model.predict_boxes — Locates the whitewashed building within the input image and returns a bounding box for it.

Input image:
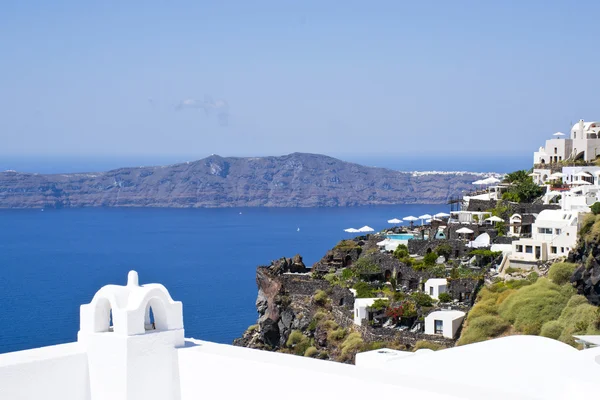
[424,310,465,339]
[2,272,600,400]
[510,209,578,265]
[353,298,379,325]
[424,278,448,300]
[534,120,600,165]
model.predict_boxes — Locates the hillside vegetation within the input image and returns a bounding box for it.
[458,263,600,347]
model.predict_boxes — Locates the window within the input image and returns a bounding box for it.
[555,228,561,235]
[355,310,358,318]
[434,320,443,335]
[516,245,523,252]
[538,227,552,234]
[561,247,565,253]
[526,246,533,254]
[554,147,557,154]
[551,246,557,254]
[429,287,434,296]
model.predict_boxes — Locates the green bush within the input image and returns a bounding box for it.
[341,268,355,280]
[340,332,364,361]
[286,330,306,347]
[327,328,347,342]
[556,295,600,346]
[353,281,375,298]
[335,240,360,250]
[435,244,453,261]
[540,320,564,340]
[591,202,600,215]
[411,292,434,307]
[304,346,318,358]
[313,290,329,306]
[423,252,438,266]
[457,315,511,345]
[498,278,573,335]
[548,262,578,285]
[319,319,339,331]
[413,340,445,351]
[393,244,408,258]
[371,299,390,311]
[438,292,453,303]
[352,257,381,276]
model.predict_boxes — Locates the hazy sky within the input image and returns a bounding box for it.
[2,1,600,160]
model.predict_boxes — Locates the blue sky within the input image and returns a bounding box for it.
[1,1,599,163]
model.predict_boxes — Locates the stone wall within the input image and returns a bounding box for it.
[408,239,470,259]
[448,278,483,306]
[331,308,456,348]
[466,199,497,212]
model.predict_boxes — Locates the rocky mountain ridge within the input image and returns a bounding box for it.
[0,153,493,208]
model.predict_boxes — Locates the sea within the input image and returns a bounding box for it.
[0,205,450,354]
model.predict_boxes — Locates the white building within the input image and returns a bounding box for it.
[353,298,379,325]
[534,120,600,165]
[510,209,579,265]
[424,310,465,339]
[3,272,600,400]
[424,278,447,300]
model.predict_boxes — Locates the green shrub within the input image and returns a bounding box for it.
[457,315,510,345]
[340,332,364,361]
[352,257,381,276]
[423,252,438,266]
[393,244,409,259]
[438,292,453,303]
[335,240,360,250]
[304,346,318,358]
[327,328,347,342]
[498,278,573,335]
[286,330,306,347]
[341,268,355,280]
[371,299,390,311]
[319,319,339,331]
[548,262,578,285]
[556,295,600,346]
[435,244,453,261]
[413,340,445,351]
[247,324,258,333]
[313,290,329,306]
[540,320,564,340]
[591,202,600,215]
[411,292,434,307]
[353,281,375,298]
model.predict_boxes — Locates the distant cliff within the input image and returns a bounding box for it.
[0,153,492,208]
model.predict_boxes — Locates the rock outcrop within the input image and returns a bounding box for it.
[0,153,494,208]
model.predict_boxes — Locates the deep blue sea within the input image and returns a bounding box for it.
[0,205,447,354]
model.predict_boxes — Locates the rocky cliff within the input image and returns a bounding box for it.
[0,153,491,208]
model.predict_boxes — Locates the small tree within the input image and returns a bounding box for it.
[435,244,453,261]
[423,252,438,266]
[438,292,453,303]
[591,202,600,215]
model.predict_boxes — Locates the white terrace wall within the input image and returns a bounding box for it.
[0,343,90,400]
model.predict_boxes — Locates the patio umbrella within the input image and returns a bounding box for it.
[434,212,450,218]
[387,218,402,224]
[418,214,432,225]
[550,172,565,179]
[553,132,566,137]
[357,226,375,233]
[456,227,474,239]
[483,176,501,185]
[528,172,539,177]
[403,216,418,229]
[456,227,474,234]
[344,228,359,233]
[574,171,592,177]
[485,216,504,223]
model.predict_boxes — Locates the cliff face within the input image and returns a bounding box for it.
[0,153,488,208]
